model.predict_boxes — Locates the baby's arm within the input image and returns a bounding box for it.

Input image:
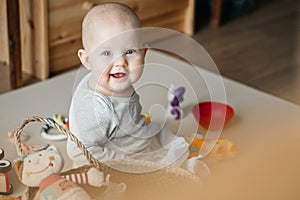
[85,133,126,162]
[68,100,124,165]
[77,114,125,159]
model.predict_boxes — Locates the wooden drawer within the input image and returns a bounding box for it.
[49,0,193,74]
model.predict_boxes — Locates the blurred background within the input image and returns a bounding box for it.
[0,0,299,104]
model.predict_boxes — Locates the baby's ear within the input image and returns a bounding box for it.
[143,43,149,55]
[78,49,91,70]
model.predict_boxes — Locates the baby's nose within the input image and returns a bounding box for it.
[113,55,127,67]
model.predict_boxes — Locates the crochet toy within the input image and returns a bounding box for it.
[14,145,107,200]
[188,135,236,160]
[0,148,13,195]
[167,85,185,120]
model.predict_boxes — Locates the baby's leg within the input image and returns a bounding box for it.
[181,157,210,179]
[158,128,189,166]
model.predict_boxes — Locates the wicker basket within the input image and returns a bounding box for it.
[14,116,200,200]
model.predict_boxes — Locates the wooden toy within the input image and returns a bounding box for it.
[0,148,13,195]
[0,195,21,200]
[40,115,69,141]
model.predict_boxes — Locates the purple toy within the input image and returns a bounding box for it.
[167,85,185,120]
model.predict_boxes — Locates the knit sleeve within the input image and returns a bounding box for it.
[67,91,123,165]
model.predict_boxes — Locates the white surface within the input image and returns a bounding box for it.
[0,50,300,198]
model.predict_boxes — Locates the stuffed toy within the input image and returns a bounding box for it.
[14,145,107,200]
[188,136,236,160]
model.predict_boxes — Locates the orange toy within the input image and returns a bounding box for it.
[188,136,236,160]
[141,112,151,123]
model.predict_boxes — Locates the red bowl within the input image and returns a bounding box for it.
[192,102,234,130]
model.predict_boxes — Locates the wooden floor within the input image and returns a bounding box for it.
[1,0,299,105]
[192,0,300,105]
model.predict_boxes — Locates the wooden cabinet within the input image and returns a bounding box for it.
[0,0,194,80]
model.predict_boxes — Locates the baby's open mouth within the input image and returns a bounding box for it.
[110,73,126,78]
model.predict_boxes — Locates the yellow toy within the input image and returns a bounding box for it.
[141,112,151,123]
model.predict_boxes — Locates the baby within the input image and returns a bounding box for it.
[67,2,189,169]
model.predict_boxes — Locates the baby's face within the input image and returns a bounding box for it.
[84,21,145,97]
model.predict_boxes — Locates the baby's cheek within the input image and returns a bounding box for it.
[130,53,144,61]
[130,67,144,83]
[134,54,142,60]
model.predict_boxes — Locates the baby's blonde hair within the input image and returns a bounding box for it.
[82,2,141,50]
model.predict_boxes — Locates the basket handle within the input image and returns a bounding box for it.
[14,116,106,169]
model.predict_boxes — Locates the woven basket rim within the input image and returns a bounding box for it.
[14,116,200,181]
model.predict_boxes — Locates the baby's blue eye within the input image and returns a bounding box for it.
[125,49,135,55]
[102,51,112,56]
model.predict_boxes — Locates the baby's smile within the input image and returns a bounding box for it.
[110,72,126,79]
